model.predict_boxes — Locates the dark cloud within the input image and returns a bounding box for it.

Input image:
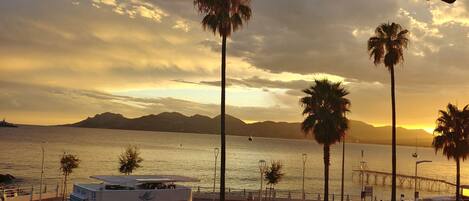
[2,0,469,128]
[187,77,311,90]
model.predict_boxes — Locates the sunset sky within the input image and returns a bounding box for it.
[1,0,469,132]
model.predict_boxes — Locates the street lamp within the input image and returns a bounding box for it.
[302,154,307,201]
[414,160,432,201]
[259,160,267,201]
[212,148,219,201]
[39,141,46,201]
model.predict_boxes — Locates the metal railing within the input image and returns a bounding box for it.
[1,182,62,201]
[192,186,360,201]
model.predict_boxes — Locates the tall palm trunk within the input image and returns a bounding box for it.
[220,34,227,201]
[324,145,330,201]
[390,65,397,201]
[456,158,460,201]
[62,174,67,201]
[341,137,345,201]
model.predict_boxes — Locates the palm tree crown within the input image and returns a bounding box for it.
[300,79,350,201]
[300,79,350,145]
[433,103,469,201]
[433,104,469,160]
[368,22,409,69]
[194,0,252,37]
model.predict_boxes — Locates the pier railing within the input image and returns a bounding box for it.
[1,182,61,201]
[192,186,361,201]
[2,183,361,201]
[352,169,455,192]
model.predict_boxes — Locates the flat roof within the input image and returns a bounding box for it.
[90,175,199,186]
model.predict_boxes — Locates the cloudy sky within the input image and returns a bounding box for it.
[1,0,469,132]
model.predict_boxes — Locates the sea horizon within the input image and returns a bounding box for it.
[0,125,461,200]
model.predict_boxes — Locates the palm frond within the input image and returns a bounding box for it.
[433,103,469,161]
[368,22,409,69]
[300,79,350,145]
[194,0,251,37]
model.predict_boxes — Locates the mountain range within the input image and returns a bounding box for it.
[65,112,434,147]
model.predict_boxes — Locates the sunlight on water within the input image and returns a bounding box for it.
[0,126,464,199]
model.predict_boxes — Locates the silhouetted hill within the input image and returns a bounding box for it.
[66,112,433,146]
[0,119,17,128]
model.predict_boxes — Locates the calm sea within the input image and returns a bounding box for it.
[0,125,464,199]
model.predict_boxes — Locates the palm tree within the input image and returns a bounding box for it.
[264,161,284,200]
[433,103,469,201]
[60,153,80,201]
[118,145,144,175]
[367,22,408,201]
[300,79,350,201]
[193,1,252,200]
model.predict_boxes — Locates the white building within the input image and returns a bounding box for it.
[70,175,198,201]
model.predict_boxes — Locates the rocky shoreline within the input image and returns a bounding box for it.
[0,119,17,128]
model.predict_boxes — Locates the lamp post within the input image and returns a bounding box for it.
[302,154,307,201]
[212,148,219,201]
[39,141,46,201]
[360,150,367,201]
[414,160,432,201]
[259,160,267,201]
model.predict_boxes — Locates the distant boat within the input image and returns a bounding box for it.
[248,136,253,141]
[0,119,17,128]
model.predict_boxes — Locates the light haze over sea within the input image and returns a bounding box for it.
[0,126,463,200]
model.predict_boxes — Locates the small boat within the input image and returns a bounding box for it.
[248,136,253,141]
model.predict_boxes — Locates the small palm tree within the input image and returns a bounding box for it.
[300,79,350,201]
[264,161,284,200]
[193,1,252,200]
[119,145,144,175]
[433,103,469,201]
[60,153,80,201]
[367,22,408,201]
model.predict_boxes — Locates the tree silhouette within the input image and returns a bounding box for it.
[264,161,284,199]
[60,153,80,201]
[193,1,252,200]
[433,103,469,201]
[368,22,408,201]
[119,145,144,175]
[300,79,350,201]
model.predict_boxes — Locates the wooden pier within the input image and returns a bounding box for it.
[352,169,455,192]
